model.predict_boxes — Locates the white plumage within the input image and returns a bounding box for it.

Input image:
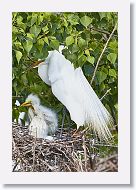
[22,94,58,140]
[35,50,113,142]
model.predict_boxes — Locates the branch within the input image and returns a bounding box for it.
[91,23,118,85]
[93,144,118,148]
[12,96,23,99]
[90,27,118,37]
[100,88,111,101]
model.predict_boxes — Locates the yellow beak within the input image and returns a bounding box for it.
[31,60,45,68]
[20,101,32,107]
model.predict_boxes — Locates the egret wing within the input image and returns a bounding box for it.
[47,51,85,126]
[40,105,58,134]
[75,67,113,141]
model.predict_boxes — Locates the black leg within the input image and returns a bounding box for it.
[66,114,71,139]
[60,106,66,138]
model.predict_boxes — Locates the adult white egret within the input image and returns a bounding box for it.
[32,50,113,142]
[21,94,58,140]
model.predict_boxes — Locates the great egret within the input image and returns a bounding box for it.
[32,50,113,142]
[21,94,58,140]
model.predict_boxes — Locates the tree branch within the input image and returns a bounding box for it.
[90,27,118,37]
[100,88,111,101]
[91,23,118,85]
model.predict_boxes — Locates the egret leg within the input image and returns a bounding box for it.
[60,106,66,138]
[66,114,71,139]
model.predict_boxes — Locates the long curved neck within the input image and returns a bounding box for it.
[38,63,51,86]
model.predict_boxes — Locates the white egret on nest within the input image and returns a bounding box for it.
[21,94,58,140]
[32,50,113,142]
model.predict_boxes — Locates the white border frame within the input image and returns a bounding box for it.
[0,0,130,184]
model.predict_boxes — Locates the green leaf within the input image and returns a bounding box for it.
[14,41,23,50]
[31,15,37,26]
[21,73,28,85]
[27,33,34,40]
[17,16,23,24]
[99,12,106,20]
[109,78,115,84]
[17,22,26,30]
[99,82,106,92]
[78,55,87,67]
[84,65,94,76]
[101,67,108,74]
[30,83,42,93]
[80,16,92,28]
[42,25,49,32]
[37,39,44,52]
[87,56,95,65]
[66,36,74,46]
[30,25,41,37]
[15,51,22,63]
[23,40,33,53]
[107,53,117,64]
[78,38,86,48]
[44,37,49,45]
[72,44,79,53]
[67,53,77,63]
[50,39,59,50]
[109,69,117,78]
[109,40,118,50]
[67,14,79,25]
[96,71,107,84]
[85,49,90,56]
[38,14,43,24]
[63,18,68,27]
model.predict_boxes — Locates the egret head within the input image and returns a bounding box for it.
[31,51,56,68]
[32,60,45,68]
[20,94,40,108]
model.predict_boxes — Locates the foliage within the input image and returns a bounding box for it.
[12,12,118,130]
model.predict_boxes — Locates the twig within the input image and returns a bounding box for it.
[12,162,18,172]
[12,122,118,172]
[12,96,24,99]
[79,154,84,172]
[91,23,118,85]
[108,160,118,170]
[96,154,118,166]
[42,159,56,171]
[93,143,118,148]
[32,136,37,171]
[82,135,87,171]
[100,88,111,100]
[90,27,118,37]
[27,55,34,62]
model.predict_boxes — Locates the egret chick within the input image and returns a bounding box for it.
[21,94,58,140]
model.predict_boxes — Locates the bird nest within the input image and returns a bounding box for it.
[12,122,118,172]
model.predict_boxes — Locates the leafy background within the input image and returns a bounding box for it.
[12,12,118,136]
